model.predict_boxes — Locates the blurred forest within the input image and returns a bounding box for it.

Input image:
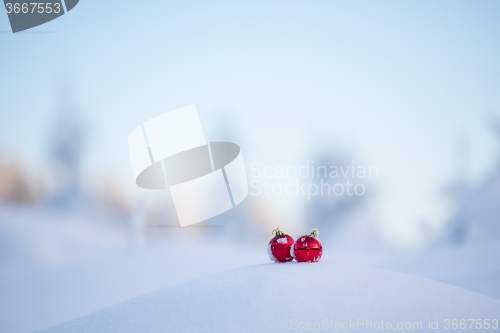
[1,94,500,259]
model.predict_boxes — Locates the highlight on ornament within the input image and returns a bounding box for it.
[267,227,323,263]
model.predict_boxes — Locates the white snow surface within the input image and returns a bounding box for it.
[2,206,500,332]
[276,236,289,244]
[267,241,278,262]
[39,261,500,333]
[0,206,265,333]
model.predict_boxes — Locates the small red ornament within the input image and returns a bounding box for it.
[292,228,323,263]
[268,227,294,263]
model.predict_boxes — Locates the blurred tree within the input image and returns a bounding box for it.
[444,118,500,245]
[45,85,87,210]
[0,152,35,204]
[304,152,368,244]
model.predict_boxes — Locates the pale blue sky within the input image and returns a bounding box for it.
[1,0,500,246]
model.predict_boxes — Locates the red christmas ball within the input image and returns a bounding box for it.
[268,228,294,263]
[292,228,323,263]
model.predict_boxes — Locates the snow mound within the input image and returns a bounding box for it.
[40,261,500,333]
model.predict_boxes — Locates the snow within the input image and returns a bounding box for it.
[0,206,264,333]
[1,206,499,333]
[276,236,288,244]
[267,242,277,262]
[39,261,500,333]
[378,240,500,300]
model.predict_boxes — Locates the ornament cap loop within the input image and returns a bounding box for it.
[272,227,284,236]
[310,228,319,238]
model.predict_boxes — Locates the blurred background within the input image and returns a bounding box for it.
[1,1,500,332]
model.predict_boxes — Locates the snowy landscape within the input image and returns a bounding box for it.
[1,116,500,332]
[0,196,499,332]
[2,1,500,332]
[1,71,500,333]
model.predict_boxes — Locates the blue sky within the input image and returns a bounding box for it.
[1,0,500,247]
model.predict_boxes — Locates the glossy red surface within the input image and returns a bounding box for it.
[293,235,323,262]
[268,235,294,263]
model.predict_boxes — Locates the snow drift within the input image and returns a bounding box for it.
[40,261,500,333]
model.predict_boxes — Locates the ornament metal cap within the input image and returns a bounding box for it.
[296,228,319,239]
[272,227,284,236]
